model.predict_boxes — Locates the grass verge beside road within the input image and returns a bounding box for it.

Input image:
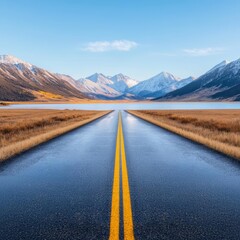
[0,102,9,106]
[0,109,111,162]
[128,110,240,160]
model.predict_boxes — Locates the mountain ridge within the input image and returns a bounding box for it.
[128,72,195,99]
[0,55,87,101]
[1,54,239,101]
[158,58,240,101]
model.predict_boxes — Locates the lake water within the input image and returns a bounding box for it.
[1,102,240,110]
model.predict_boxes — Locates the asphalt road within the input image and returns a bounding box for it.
[0,111,118,240]
[122,111,240,240]
[1,111,240,239]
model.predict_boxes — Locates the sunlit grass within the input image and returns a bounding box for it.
[128,110,240,160]
[0,102,9,106]
[38,91,63,99]
[0,109,110,162]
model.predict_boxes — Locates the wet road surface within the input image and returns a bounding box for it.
[0,111,118,239]
[1,111,240,239]
[122,111,240,240]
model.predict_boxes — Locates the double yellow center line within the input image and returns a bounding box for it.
[109,112,135,240]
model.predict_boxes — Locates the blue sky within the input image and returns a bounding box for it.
[1,0,240,80]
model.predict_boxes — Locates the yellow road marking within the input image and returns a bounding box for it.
[109,112,135,240]
[120,113,135,240]
[109,113,121,240]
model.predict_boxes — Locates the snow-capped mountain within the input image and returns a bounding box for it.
[159,58,240,101]
[55,73,78,87]
[175,76,195,89]
[0,55,33,69]
[128,72,194,98]
[0,56,138,100]
[76,77,120,98]
[110,74,138,92]
[1,54,239,102]
[76,73,138,98]
[0,55,86,101]
[87,73,114,85]
[206,60,229,74]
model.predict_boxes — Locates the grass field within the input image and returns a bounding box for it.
[0,109,110,162]
[0,102,9,106]
[128,110,240,160]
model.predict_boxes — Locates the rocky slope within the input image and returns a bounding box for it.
[158,59,240,101]
[0,55,86,101]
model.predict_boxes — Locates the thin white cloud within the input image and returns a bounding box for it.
[82,40,138,52]
[183,47,224,56]
[151,52,177,57]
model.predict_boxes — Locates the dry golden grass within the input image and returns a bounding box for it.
[0,109,110,162]
[38,91,63,99]
[128,110,240,160]
[0,102,9,106]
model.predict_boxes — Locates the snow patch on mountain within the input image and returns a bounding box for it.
[0,55,33,69]
[110,73,138,92]
[87,73,114,85]
[76,77,120,97]
[128,72,191,97]
[206,60,229,74]
[159,57,240,101]
[77,73,139,96]
[227,58,240,75]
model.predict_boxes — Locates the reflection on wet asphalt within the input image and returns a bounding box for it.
[123,111,240,240]
[0,111,118,240]
[1,110,240,239]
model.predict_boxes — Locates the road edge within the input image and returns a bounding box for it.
[127,110,240,161]
[0,111,112,163]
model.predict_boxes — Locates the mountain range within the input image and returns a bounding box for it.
[0,54,239,101]
[128,72,195,99]
[0,55,86,101]
[158,59,240,101]
[77,73,138,99]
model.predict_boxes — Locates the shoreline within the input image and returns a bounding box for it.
[0,100,239,106]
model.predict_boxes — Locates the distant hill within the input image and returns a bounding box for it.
[77,73,138,99]
[128,72,195,99]
[1,54,239,102]
[158,59,240,101]
[0,55,86,101]
[0,55,141,101]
